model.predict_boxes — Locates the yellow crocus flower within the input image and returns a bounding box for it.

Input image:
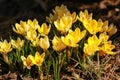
[39,36,50,51]
[26,30,37,42]
[78,10,92,23]
[100,20,109,32]
[84,35,101,56]
[83,19,103,34]
[11,37,24,51]
[99,32,109,43]
[54,15,73,34]
[53,4,68,17]
[30,52,45,67]
[87,35,101,46]
[13,19,40,36]
[26,19,39,31]
[99,41,115,55]
[71,12,77,23]
[107,23,117,37]
[100,20,117,36]
[98,33,115,55]
[13,21,26,36]
[66,11,77,23]
[21,55,34,69]
[0,40,12,54]
[46,4,76,23]
[84,44,97,56]
[31,36,40,47]
[46,13,58,23]
[38,23,51,35]
[46,4,68,23]
[61,28,86,47]
[52,36,66,51]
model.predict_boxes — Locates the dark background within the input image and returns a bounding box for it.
[0,0,120,38]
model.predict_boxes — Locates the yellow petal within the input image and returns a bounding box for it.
[52,36,66,51]
[21,55,34,69]
[39,36,50,51]
[35,52,45,67]
[38,23,51,35]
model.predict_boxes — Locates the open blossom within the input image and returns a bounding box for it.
[78,10,92,23]
[0,40,12,54]
[83,19,103,34]
[84,35,101,56]
[99,20,109,32]
[66,11,77,23]
[11,37,24,51]
[31,36,40,47]
[34,52,45,67]
[13,19,40,36]
[26,19,39,31]
[21,52,45,69]
[99,32,109,43]
[21,55,34,69]
[53,4,68,16]
[30,52,45,67]
[13,21,26,36]
[26,30,37,42]
[98,33,115,55]
[84,33,115,56]
[46,4,69,23]
[46,4,76,23]
[99,41,115,55]
[52,36,66,51]
[54,15,73,34]
[100,20,117,36]
[38,23,51,35]
[61,28,86,47]
[78,10,103,34]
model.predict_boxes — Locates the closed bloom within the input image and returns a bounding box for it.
[0,40,12,54]
[21,55,34,69]
[84,35,101,56]
[61,28,86,47]
[107,23,117,37]
[11,37,24,51]
[54,15,73,34]
[52,36,66,51]
[39,36,50,51]
[38,23,51,35]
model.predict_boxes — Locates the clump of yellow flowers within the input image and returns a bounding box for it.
[0,4,117,79]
